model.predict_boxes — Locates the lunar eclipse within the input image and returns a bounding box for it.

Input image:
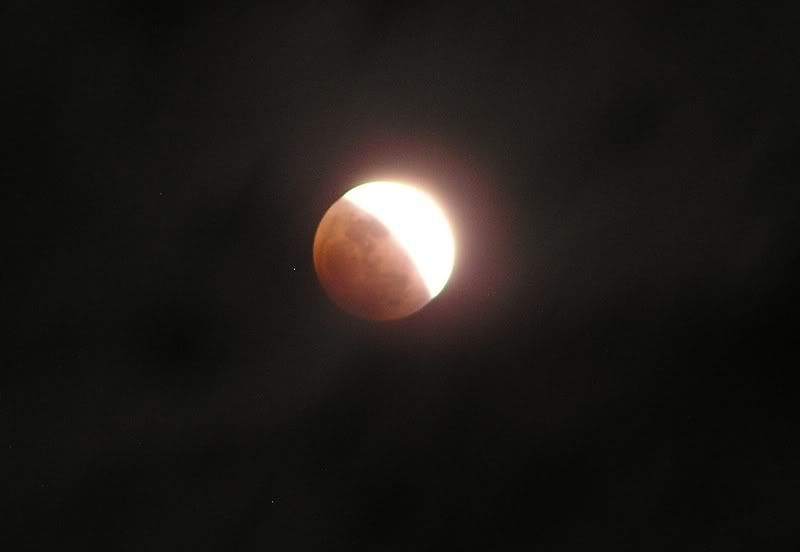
[313,181,455,320]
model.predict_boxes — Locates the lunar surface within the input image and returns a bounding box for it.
[313,182,455,320]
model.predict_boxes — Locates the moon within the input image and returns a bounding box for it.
[313,181,456,320]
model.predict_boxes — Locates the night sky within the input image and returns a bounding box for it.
[6,2,799,550]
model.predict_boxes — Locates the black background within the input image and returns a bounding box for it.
[5,2,799,550]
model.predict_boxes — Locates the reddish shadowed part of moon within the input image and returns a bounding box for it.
[313,181,456,320]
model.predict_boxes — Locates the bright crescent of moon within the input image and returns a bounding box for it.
[343,181,456,300]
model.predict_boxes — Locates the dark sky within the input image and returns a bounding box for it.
[5,2,799,550]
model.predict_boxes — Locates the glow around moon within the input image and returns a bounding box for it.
[313,181,456,320]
